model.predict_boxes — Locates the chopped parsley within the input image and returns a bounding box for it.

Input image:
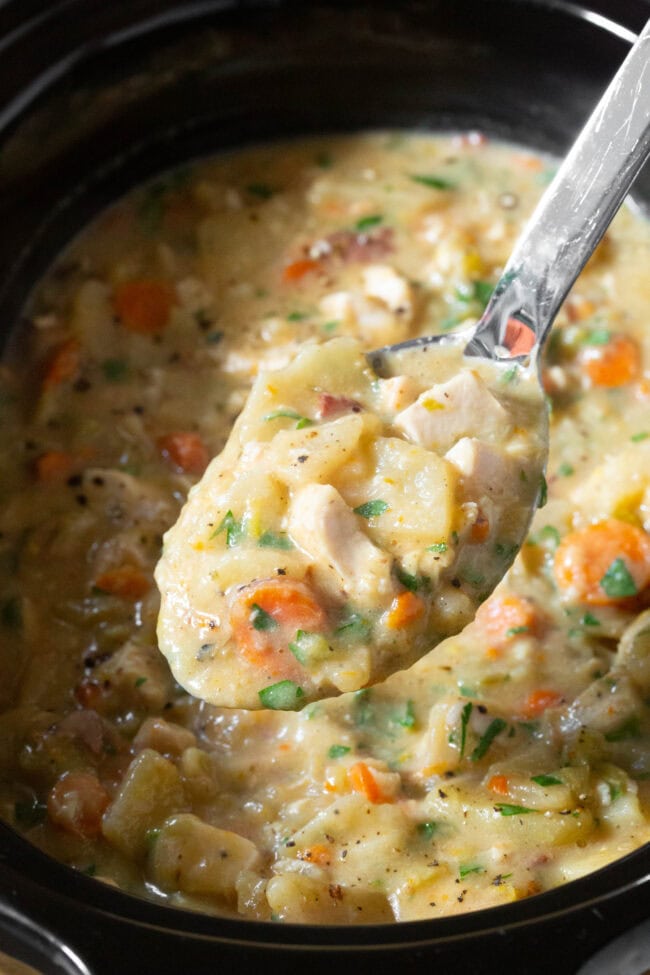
[495,803,535,816]
[459,701,473,758]
[258,680,304,710]
[336,610,372,642]
[599,558,638,599]
[258,531,293,550]
[250,603,278,631]
[355,214,384,232]
[471,718,507,762]
[583,326,612,346]
[394,565,430,593]
[353,499,389,519]
[328,744,351,759]
[102,358,129,382]
[393,699,416,729]
[427,542,448,554]
[631,431,649,442]
[538,474,548,508]
[531,774,563,787]
[417,820,439,840]
[410,174,456,191]
[264,409,314,429]
[212,510,244,547]
[459,863,484,879]
[557,462,575,477]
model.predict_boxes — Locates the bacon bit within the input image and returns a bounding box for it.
[348,762,393,804]
[34,450,76,482]
[385,591,426,630]
[470,512,490,544]
[504,318,535,356]
[113,279,176,334]
[325,226,394,264]
[94,565,150,600]
[487,774,510,796]
[42,337,81,390]
[317,392,362,419]
[281,258,321,283]
[47,771,110,839]
[157,431,210,475]
[519,689,564,718]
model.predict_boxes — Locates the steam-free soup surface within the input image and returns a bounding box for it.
[1,132,650,923]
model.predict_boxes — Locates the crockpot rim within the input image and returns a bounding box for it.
[1,0,650,956]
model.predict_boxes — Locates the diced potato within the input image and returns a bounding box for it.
[266,872,393,924]
[149,813,260,901]
[102,749,186,859]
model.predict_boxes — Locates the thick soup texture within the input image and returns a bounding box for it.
[1,133,650,923]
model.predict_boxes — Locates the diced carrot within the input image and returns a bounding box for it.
[385,590,425,629]
[157,431,209,475]
[34,450,76,482]
[470,512,490,544]
[519,689,563,718]
[348,762,392,804]
[230,577,327,677]
[554,518,650,605]
[113,279,176,334]
[475,591,539,650]
[47,770,110,839]
[580,333,640,388]
[297,843,332,865]
[94,565,150,600]
[504,318,535,356]
[42,337,81,390]
[281,258,320,283]
[487,774,510,796]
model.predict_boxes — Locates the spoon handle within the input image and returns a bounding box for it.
[465,18,650,362]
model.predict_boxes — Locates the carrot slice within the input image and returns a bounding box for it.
[94,565,150,600]
[348,762,393,804]
[554,519,650,605]
[42,337,81,390]
[520,689,563,718]
[113,279,176,334]
[281,258,320,283]
[230,577,327,676]
[580,334,640,388]
[475,591,539,649]
[158,432,209,475]
[385,590,425,629]
[34,450,76,482]
[487,774,510,796]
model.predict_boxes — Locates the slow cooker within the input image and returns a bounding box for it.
[1,1,650,972]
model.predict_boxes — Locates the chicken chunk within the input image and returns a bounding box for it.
[394,370,510,452]
[289,483,394,607]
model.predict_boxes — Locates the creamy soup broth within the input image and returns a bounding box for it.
[1,132,650,923]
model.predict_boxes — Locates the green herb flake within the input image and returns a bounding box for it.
[506,625,529,637]
[328,744,351,759]
[599,557,638,599]
[460,701,473,759]
[102,358,129,383]
[531,774,563,787]
[581,612,600,627]
[355,214,384,232]
[1,597,22,630]
[352,688,374,727]
[471,718,507,762]
[395,699,416,729]
[134,676,148,688]
[264,408,314,430]
[395,565,430,593]
[459,863,484,879]
[258,531,293,550]
[417,820,439,840]
[538,475,548,508]
[494,540,519,561]
[427,542,448,554]
[315,150,333,169]
[631,431,650,443]
[336,611,372,642]
[557,462,575,477]
[495,803,535,816]
[353,499,389,519]
[246,182,275,200]
[211,510,244,547]
[584,327,612,346]
[250,603,278,632]
[604,715,641,742]
[322,320,339,334]
[287,310,308,322]
[501,366,519,385]
[258,679,304,710]
[410,174,456,191]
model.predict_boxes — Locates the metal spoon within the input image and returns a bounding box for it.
[370,17,650,379]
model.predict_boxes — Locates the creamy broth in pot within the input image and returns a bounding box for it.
[1,132,650,923]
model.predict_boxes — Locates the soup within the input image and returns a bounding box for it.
[1,132,649,923]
